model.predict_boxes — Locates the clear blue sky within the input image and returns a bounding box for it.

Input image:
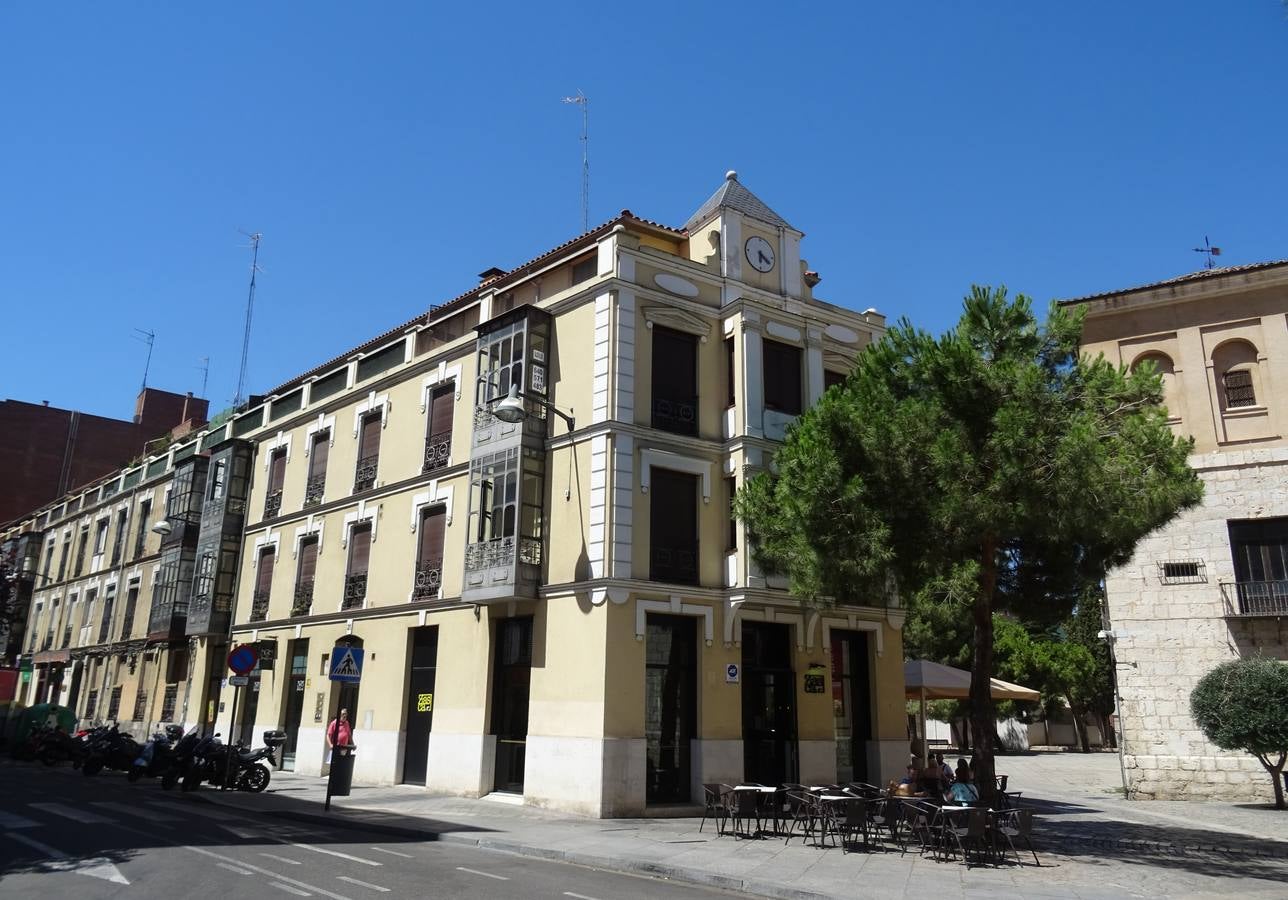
[2,3,1286,421]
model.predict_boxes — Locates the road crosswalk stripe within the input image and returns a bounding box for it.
[291,843,382,867]
[91,801,182,822]
[0,811,42,829]
[28,802,116,824]
[146,800,240,820]
[270,884,311,897]
[337,876,390,892]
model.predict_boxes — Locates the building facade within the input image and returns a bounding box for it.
[210,174,908,816]
[1063,260,1288,802]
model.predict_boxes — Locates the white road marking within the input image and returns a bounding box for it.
[28,802,115,824]
[149,800,240,820]
[217,823,267,840]
[271,883,312,897]
[261,852,302,865]
[217,862,253,875]
[0,811,41,829]
[6,832,130,885]
[565,893,605,900]
[368,846,412,858]
[291,842,382,867]
[456,866,509,881]
[91,801,181,822]
[183,846,352,900]
[336,876,390,892]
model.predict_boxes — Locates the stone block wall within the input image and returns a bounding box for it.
[1105,447,1288,804]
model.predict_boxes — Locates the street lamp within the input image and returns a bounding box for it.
[491,385,575,431]
[151,519,173,536]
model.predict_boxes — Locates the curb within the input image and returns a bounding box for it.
[199,795,836,900]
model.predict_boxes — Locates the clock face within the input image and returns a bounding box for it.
[745,236,776,273]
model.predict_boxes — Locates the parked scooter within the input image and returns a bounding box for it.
[127,724,184,782]
[160,729,202,791]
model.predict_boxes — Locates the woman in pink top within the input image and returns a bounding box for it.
[326,708,354,762]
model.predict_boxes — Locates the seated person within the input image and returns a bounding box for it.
[954,758,972,785]
[949,774,979,804]
[936,752,954,784]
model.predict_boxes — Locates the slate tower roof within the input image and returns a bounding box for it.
[684,170,795,232]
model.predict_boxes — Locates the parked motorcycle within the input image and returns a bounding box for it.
[127,724,184,782]
[181,730,286,793]
[81,726,141,776]
[160,729,202,791]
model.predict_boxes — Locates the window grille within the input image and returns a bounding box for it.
[1157,559,1207,584]
[1223,369,1256,408]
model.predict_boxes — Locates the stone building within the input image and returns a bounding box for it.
[1061,260,1288,802]
[209,173,908,815]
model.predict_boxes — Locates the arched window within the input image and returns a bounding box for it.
[1211,339,1261,411]
[1131,351,1179,419]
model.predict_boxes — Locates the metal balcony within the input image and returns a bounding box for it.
[651,395,698,436]
[264,490,283,520]
[650,542,699,586]
[249,590,271,622]
[354,455,379,493]
[413,560,443,600]
[343,573,367,610]
[423,431,452,474]
[303,474,325,508]
[1220,581,1288,617]
[292,580,314,617]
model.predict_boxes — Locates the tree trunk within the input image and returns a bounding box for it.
[1098,712,1117,750]
[1259,753,1286,810]
[970,538,999,805]
[1069,701,1090,753]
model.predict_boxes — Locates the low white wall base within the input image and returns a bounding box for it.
[799,739,837,785]
[426,732,495,797]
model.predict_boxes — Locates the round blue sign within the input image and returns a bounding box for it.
[228,643,259,676]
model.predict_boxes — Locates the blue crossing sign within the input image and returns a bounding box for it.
[329,645,364,683]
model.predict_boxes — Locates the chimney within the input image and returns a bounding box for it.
[42,400,49,407]
[478,267,506,285]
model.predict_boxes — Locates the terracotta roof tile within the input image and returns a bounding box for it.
[1058,259,1288,306]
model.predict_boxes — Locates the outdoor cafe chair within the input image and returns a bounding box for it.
[699,783,732,835]
[936,807,990,866]
[781,789,816,844]
[729,788,764,838]
[897,799,941,856]
[994,807,1040,866]
[867,796,904,850]
[835,798,871,853]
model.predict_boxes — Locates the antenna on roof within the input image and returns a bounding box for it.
[132,328,156,394]
[233,230,263,408]
[197,356,210,399]
[1191,235,1222,270]
[561,90,589,232]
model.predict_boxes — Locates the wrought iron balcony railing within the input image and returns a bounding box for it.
[354,455,379,493]
[343,573,367,610]
[650,542,700,586]
[62,626,72,648]
[303,474,325,507]
[1220,580,1288,617]
[651,395,698,436]
[249,590,271,622]
[413,560,444,600]
[292,580,315,617]
[264,490,283,520]
[423,431,452,474]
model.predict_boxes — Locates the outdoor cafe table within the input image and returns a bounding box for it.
[731,785,780,834]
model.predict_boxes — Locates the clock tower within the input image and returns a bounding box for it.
[684,170,805,301]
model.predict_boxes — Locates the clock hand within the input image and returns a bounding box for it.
[758,251,770,266]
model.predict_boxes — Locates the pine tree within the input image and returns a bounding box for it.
[737,286,1202,798]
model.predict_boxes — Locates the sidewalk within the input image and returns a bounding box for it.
[187,758,1288,900]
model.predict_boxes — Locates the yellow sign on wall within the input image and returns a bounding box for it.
[416,693,433,713]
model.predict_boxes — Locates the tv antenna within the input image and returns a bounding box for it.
[132,328,156,393]
[234,230,263,407]
[1191,235,1222,270]
[197,356,210,398]
[561,90,589,232]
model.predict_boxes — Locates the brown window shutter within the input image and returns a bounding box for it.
[309,434,329,478]
[430,386,454,437]
[269,452,287,493]
[298,539,318,581]
[348,525,372,575]
[256,549,276,593]
[360,414,382,459]
[419,507,446,564]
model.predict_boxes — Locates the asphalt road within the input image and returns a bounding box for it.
[0,764,743,899]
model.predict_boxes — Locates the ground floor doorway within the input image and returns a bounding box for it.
[402,627,439,785]
[831,630,873,784]
[491,617,532,794]
[280,639,309,771]
[645,614,697,804]
[741,621,798,786]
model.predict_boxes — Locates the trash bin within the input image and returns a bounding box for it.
[326,745,356,808]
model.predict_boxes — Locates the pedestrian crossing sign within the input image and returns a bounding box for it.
[329,645,365,683]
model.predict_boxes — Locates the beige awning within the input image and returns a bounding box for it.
[903,659,1040,702]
